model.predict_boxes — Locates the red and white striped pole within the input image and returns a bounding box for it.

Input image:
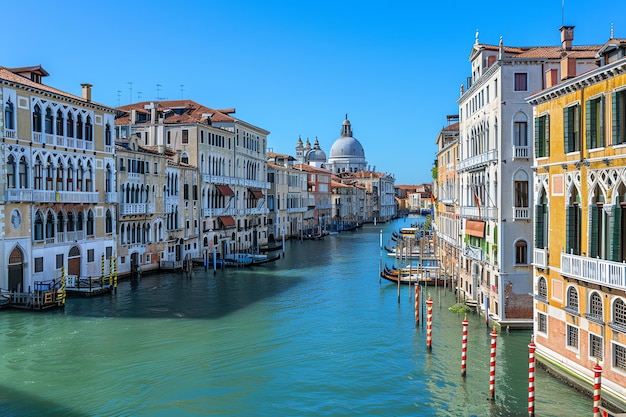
[426,296,433,351]
[415,284,420,325]
[528,335,536,417]
[461,314,468,377]
[593,362,603,417]
[489,326,498,400]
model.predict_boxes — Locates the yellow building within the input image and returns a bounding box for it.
[528,38,626,410]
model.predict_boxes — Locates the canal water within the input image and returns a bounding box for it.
[1,217,590,416]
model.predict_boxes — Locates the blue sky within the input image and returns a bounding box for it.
[4,1,625,184]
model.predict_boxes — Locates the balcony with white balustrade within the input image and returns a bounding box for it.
[561,252,626,291]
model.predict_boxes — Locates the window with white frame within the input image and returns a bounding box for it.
[613,343,626,372]
[567,324,579,350]
[538,312,547,334]
[590,334,603,360]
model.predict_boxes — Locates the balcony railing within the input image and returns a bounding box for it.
[514,207,530,220]
[4,128,16,139]
[561,252,626,291]
[105,192,117,203]
[464,245,486,262]
[457,149,498,172]
[534,248,548,268]
[513,145,529,159]
[200,207,236,217]
[460,206,497,220]
[121,203,147,216]
[5,189,98,204]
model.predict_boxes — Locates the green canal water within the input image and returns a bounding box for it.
[1,217,590,416]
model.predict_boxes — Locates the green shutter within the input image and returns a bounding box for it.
[564,107,570,153]
[535,204,545,248]
[613,92,620,145]
[589,205,599,258]
[600,96,605,147]
[586,99,592,150]
[534,117,541,158]
[545,114,550,157]
[611,205,622,261]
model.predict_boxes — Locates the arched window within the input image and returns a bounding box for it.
[76,211,84,231]
[105,123,112,146]
[67,161,74,191]
[45,107,54,134]
[57,211,65,234]
[588,292,603,323]
[85,115,93,141]
[86,210,94,236]
[613,299,626,330]
[46,211,55,239]
[6,155,16,188]
[67,211,75,232]
[55,158,64,191]
[513,112,528,147]
[76,160,84,191]
[66,112,74,138]
[566,286,579,314]
[105,164,112,192]
[84,161,93,191]
[34,210,44,241]
[76,114,83,140]
[5,99,14,130]
[33,104,42,132]
[18,156,28,189]
[181,152,189,164]
[56,109,64,136]
[537,277,547,300]
[105,209,112,234]
[515,240,528,264]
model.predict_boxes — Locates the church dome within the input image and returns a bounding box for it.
[308,138,327,162]
[329,117,365,159]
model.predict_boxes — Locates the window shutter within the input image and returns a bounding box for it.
[589,205,599,258]
[545,114,550,157]
[586,100,592,149]
[535,204,545,248]
[566,205,574,254]
[611,205,622,262]
[534,117,541,158]
[564,107,570,153]
[613,92,621,145]
[600,96,605,147]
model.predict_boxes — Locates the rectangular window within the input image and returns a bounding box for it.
[87,249,94,263]
[564,104,581,153]
[56,254,63,269]
[514,73,528,91]
[614,343,626,371]
[613,90,626,145]
[538,313,547,333]
[590,334,603,360]
[514,181,529,207]
[106,246,113,259]
[586,96,605,149]
[35,257,44,273]
[534,114,550,157]
[182,129,189,144]
[567,324,579,349]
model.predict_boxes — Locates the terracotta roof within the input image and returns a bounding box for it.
[442,122,459,131]
[0,66,110,109]
[476,43,601,60]
[116,99,236,124]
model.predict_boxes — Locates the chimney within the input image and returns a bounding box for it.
[81,83,92,102]
[545,68,559,88]
[560,56,577,81]
[560,26,575,51]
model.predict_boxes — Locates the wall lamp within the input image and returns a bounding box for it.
[602,158,611,166]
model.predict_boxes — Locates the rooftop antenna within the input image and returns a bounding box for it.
[156,84,164,100]
[128,82,133,103]
[180,84,185,99]
[137,91,142,101]
[561,0,565,26]
[611,22,615,39]
[117,90,121,107]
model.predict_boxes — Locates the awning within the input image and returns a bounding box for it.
[218,216,236,227]
[466,220,485,238]
[248,188,264,199]
[216,184,234,196]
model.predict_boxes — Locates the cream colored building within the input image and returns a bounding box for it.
[0,66,116,293]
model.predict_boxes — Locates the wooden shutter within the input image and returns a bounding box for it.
[534,117,541,158]
[564,107,570,153]
[566,205,574,254]
[586,99,592,149]
[600,96,605,147]
[589,205,598,258]
[535,204,544,248]
[545,114,550,157]
[611,205,622,262]
[613,92,620,145]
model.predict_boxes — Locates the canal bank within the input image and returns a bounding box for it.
[0,217,594,416]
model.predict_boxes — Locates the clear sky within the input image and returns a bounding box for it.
[4,1,625,184]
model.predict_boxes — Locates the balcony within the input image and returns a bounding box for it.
[514,207,530,220]
[4,128,16,139]
[121,203,147,216]
[534,248,548,269]
[200,207,236,217]
[561,252,626,291]
[457,149,498,172]
[460,206,497,220]
[464,245,486,262]
[513,145,529,159]
[5,189,98,204]
[105,192,117,203]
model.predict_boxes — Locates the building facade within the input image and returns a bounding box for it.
[528,37,626,410]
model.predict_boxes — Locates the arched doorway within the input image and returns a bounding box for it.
[68,245,81,277]
[130,252,139,275]
[175,238,183,262]
[8,246,24,292]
